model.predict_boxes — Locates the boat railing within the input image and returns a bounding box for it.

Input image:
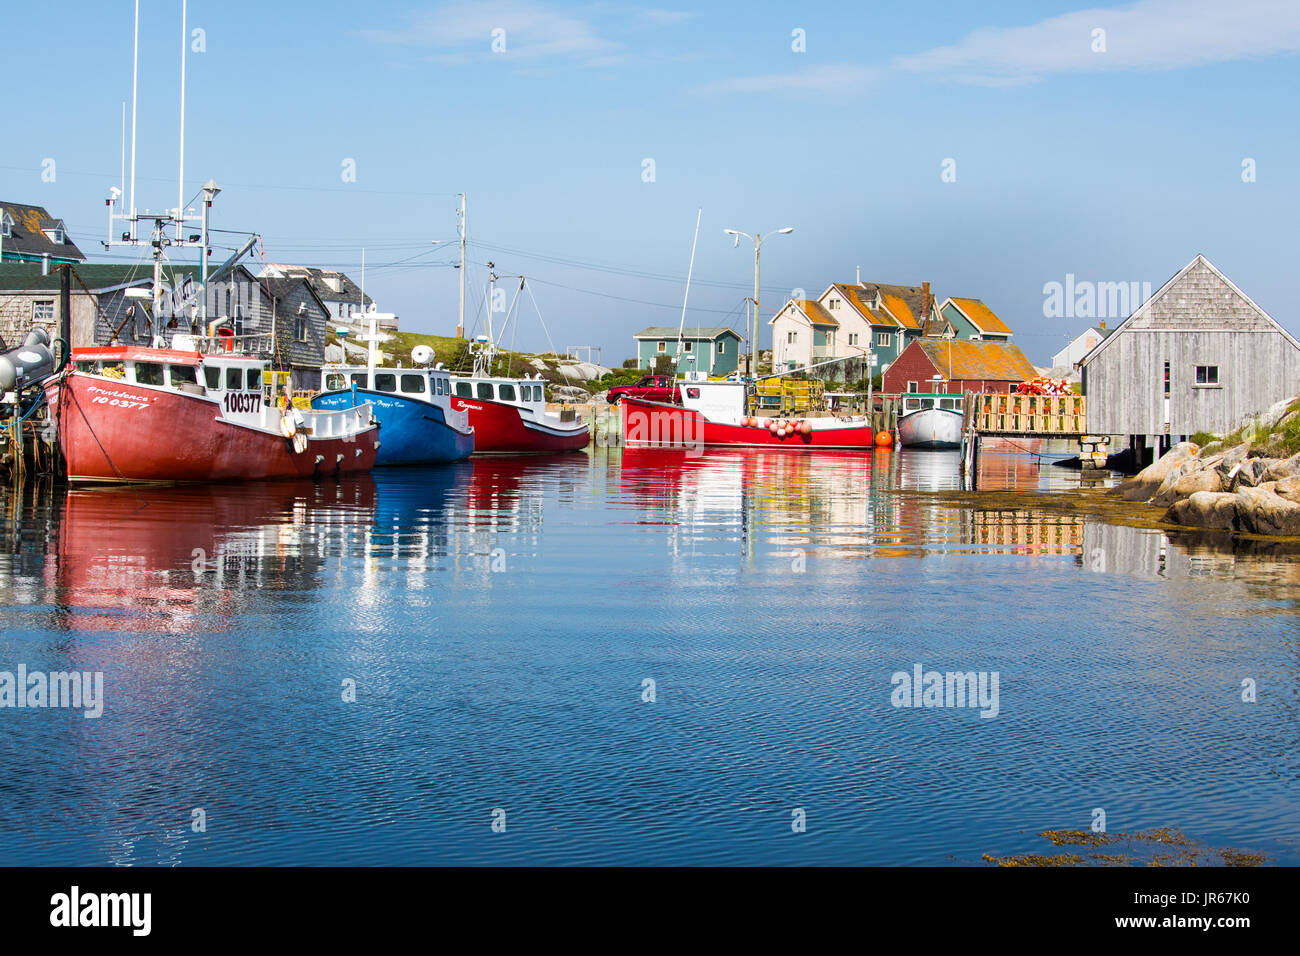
[306,402,374,439]
[182,333,276,356]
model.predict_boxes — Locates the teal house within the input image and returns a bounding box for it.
[633,326,742,375]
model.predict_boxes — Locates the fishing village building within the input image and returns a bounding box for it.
[1052,326,1109,368]
[633,327,742,375]
[935,297,1013,342]
[1079,253,1300,454]
[882,338,1038,394]
[770,280,937,370]
[0,263,150,350]
[259,264,386,334]
[0,201,86,267]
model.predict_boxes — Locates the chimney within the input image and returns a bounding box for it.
[41,253,50,276]
[922,281,931,315]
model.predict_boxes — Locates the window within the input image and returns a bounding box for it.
[52,228,64,244]
[498,383,516,402]
[477,382,494,400]
[76,361,99,374]
[907,381,919,393]
[456,381,472,398]
[848,333,858,346]
[374,373,397,393]
[169,365,198,387]
[1163,361,1171,396]
[400,373,426,394]
[350,372,368,388]
[717,341,725,354]
[683,341,693,353]
[657,341,666,353]
[295,317,308,342]
[877,332,891,347]
[226,367,243,390]
[686,387,701,399]
[325,373,346,391]
[0,214,10,238]
[904,398,920,412]
[32,301,54,322]
[829,298,840,310]
[940,398,955,410]
[134,362,165,386]
[248,369,262,390]
[205,366,221,389]
[787,331,797,344]
[1195,365,1219,385]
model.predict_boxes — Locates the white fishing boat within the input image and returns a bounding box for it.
[897,392,964,449]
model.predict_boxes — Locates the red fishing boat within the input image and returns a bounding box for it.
[621,380,875,450]
[46,338,380,483]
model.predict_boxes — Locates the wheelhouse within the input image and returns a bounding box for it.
[901,393,964,414]
[321,366,455,400]
[447,376,548,406]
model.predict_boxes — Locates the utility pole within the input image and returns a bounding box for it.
[752,236,761,379]
[457,193,467,339]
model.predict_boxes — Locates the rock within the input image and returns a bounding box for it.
[1234,486,1300,536]
[1235,457,1279,488]
[1275,476,1300,503]
[1214,442,1251,479]
[1115,441,1201,500]
[528,358,547,371]
[1158,468,1224,505]
[1264,452,1300,482]
[1164,491,1240,531]
[548,384,591,402]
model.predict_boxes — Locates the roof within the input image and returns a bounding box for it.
[828,281,928,329]
[1080,253,1300,365]
[947,297,1013,335]
[0,202,85,262]
[259,275,331,322]
[633,326,741,340]
[0,262,153,293]
[260,264,373,306]
[914,339,1037,382]
[798,299,838,327]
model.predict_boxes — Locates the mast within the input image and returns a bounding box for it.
[457,193,467,339]
[129,0,139,240]
[176,0,187,241]
[675,208,703,377]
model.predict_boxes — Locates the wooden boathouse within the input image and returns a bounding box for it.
[1078,254,1300,459]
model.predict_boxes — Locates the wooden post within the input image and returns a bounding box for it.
[59,264,72,358]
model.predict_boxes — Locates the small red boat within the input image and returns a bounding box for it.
[46,341,380,483]
[621,380,875,450]
[448,374,589,454]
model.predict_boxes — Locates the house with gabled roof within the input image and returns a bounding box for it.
[882,338,1038,395]
[0,201,86,266]
[936,297,1014,342]
[771,279,936,371]
[1080,253,1300,455]
[259,263,385,332]
[0,263,151,349]
[633,326,742,375]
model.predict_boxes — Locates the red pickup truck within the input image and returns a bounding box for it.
[607,374,682,405]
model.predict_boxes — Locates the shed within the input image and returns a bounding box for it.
[882,337,1037,394]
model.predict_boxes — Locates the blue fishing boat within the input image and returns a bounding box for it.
[312,321,473,465]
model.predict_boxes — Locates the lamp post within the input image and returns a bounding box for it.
[724,226,792,378]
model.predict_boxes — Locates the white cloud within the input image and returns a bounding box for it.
[894,0,1300,85]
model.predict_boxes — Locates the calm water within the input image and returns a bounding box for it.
[0,446,1296,866]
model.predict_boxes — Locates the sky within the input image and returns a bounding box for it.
[2,0,1298,366]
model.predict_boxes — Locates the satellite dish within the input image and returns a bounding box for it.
[411,345,434,365]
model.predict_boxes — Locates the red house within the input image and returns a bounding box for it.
[882,338,1037,394]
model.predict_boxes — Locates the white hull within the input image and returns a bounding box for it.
[898,407,962,448]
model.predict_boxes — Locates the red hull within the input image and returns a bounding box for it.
[622,398,874,450]
[449,396,589,453]
[47,374,379,483]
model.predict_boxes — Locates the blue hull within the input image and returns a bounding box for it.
[312,389,474,466]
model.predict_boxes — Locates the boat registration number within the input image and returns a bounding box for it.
[224,392,262,414]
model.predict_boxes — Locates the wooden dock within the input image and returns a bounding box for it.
[960,392,1089,487]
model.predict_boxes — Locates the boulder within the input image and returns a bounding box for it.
[1264,452,1300,482]
[1115,441,1201,501]
[1275,476,1300,503]
[548,384,591,402]
[1164,491,1240,531]
[1235,457,1279,488]
[1153,467,1223,505]
[1214,442,1251,481]
[1234,486,1300,537]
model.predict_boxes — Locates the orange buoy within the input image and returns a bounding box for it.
[800,421,812,435]
[875,430,894,448]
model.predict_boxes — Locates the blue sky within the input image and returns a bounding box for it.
[3,0,1298,364]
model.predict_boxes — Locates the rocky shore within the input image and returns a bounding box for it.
[1114,440,1300,536]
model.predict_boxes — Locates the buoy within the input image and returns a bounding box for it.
[279,413,297,438]
[875,430,893,448]
[800,421,812,435]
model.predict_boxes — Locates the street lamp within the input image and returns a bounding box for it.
[198,179,220,323]
[724,225,793,378]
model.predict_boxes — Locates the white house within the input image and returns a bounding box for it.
[1052,326,1107,368]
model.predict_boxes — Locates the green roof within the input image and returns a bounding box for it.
[0,262,154,293]
[634,326,741,340]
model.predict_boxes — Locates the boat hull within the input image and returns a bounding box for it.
[47,374,379,483]
[312,389,474,465]
[449,396,589,454]
[621,397,874,449]
[897,408,963,449]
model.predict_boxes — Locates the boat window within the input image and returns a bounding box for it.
[374,373,397,393]
[456,381,472,398]
[904,398,920,412]
[686,387,700,399]
[400,373,426,394]
[226,366,243,390]
[498,383,516,402]
[325,372,346,391]
[205,365,221,389]
[477,382,494,400]
[248,368,262,390]
[169,365,199,386]
[75,361,98,374]
[350,372,368,389]
[135,362,165,386]
[940,398,955,410]
[954,399,963,410]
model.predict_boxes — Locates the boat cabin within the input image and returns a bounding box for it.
[322,365,456,403]
[901,392,965,416]
[448,375,549,409]
[72,347,268,400]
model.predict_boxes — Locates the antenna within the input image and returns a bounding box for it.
[129,0,139,239]
[176,0,187,241]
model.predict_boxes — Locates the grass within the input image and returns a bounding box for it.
[1194,397,1300,457]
